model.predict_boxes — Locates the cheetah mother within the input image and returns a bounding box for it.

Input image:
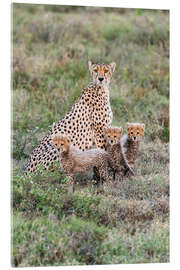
[24,61,116,173]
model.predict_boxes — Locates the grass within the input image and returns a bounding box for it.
[12,4,169,267]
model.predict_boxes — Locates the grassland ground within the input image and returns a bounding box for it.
[12,4,169,266]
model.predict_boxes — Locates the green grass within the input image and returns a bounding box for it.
[12,4,169,267]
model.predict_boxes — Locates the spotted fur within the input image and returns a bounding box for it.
[52,136,114,192]
[121,123,145,167]
[24,61,116,174]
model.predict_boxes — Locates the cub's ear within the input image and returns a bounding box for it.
[52,135,58,143]
[110,62,116,73]
[119,127,123,134]
[141,123,145,131]
[64,137,70,144]
[104,127,110,135]
[126,123,131,130]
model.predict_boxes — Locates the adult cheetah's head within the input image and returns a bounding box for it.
[88,61,116,86]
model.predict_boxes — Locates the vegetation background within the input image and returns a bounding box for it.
[12,3,169,267]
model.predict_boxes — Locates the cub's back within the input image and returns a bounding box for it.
[70,146,107,165]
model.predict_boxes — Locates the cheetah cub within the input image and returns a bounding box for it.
[121,123,145,168]
[104,127,135,181]
[52,136,114,192]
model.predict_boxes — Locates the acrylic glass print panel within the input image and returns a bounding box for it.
[12,3,169,267]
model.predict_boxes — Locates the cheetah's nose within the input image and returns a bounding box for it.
[134,137,136,140]
[98,77,104,82]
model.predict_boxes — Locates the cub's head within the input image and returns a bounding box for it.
[52,136,70,153]
[88,61,116,86]
[126,123,145,142]
[105,127,123,145]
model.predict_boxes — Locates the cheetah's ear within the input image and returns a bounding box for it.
[110,62,116,73]
[126,123,131,130]
[51,134,55,140]
[52,135,58,143]
[119,127,123,134]
[141,123,145,131]
[104,127,110,136]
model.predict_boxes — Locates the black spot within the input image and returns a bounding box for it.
[53,156,57,160]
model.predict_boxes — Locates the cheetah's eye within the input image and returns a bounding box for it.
[137,131,139,135]
[131,131,133,135]
[94,69,98,73]
[61,144,64,146]
[114,135,117,138]
[104,69,109,73]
